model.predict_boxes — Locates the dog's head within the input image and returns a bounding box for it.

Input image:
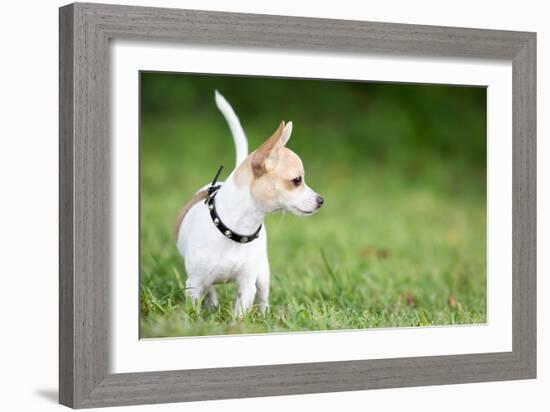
[235,121,324,216]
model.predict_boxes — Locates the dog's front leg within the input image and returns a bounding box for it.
[255,259,270,315]
[234,278,256,318]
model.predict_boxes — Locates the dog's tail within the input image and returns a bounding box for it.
[215,90,248,168]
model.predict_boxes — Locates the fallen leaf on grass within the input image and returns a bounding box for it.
[445,230,459,245]
[448,296,459,309]
[401,291,416,307]
[359,246,390,260]
[377,249,389,259]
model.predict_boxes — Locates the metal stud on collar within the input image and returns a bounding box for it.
[204,165,262,244]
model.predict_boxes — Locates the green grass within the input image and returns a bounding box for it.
[139,124,487,338]
[139,74,486,338]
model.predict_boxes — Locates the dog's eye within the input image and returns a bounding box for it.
[291,176,302,187]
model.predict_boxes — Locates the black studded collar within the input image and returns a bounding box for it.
[204,165,262,244]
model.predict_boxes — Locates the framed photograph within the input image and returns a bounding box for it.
[59,2,536,408]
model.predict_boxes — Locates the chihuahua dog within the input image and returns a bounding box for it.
[174,91,324,316]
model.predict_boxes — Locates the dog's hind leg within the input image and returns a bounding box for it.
[185,278,205,308]
[204,285,218,309]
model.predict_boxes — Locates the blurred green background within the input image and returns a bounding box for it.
[139,72,487,337]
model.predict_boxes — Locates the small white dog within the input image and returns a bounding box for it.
[174,91,324,316]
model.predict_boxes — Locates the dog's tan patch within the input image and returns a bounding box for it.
[251,121,285,176]
[250,147,305,207]
[233,156,254,189]
[277,148,304,180]
[238,120,305,210]
[173,190,209,241]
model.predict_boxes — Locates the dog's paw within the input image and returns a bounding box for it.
[258,304,270,316]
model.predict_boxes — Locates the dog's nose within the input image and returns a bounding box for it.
[316,195,325,207]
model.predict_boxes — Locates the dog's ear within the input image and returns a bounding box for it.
[280,121,293,146]
[251,121,285,176]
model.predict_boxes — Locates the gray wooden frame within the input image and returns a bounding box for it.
[59,2,536,408]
